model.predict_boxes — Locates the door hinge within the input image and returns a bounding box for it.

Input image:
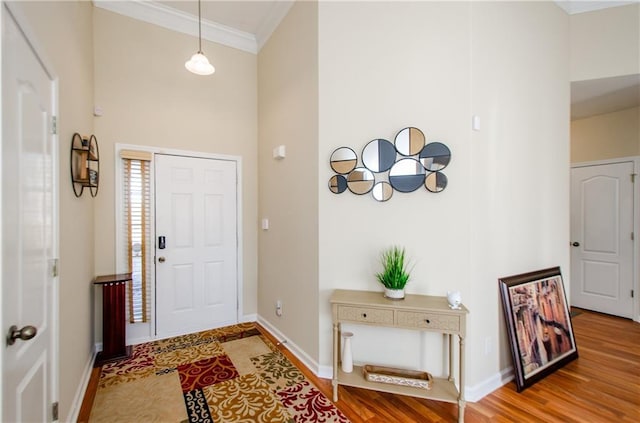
[632,290,635,298]
[52,402,58,421]
[51,258,59,277]
[632,232,635,241]
[51,116,57,135]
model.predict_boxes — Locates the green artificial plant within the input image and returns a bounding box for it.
[375,246,411,290]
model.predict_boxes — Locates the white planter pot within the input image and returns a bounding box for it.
[384,287,405,300]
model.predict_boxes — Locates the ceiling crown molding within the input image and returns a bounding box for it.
[255,1,294,51]
[94,0,258,54]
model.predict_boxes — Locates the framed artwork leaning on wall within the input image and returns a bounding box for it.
[499,266,578,391]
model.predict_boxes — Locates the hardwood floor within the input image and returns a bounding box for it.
[278,309,640,423]
[78,309,639,422]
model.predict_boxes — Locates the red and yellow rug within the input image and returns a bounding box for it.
[89,323,349,423]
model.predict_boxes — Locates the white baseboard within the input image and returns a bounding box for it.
[257,315,322,378]
[317,364,333,379]
[465,366,514,402]
[66,345,98,422]
[241,313,257,323]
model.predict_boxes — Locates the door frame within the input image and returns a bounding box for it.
[0,1,60,418]
[114,144,244,345]
[571,156,640,323]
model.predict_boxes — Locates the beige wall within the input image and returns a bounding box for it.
[569,4,639,163]
[570,3,640,81]
[11,1,96,421]
[571,107,640,163]
[92,8,258,339]
[469,1,570,387]
[257,0,319,360]
[318,0,472,377]
[316,0,569,393]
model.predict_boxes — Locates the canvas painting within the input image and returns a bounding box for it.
[499,267,578,391]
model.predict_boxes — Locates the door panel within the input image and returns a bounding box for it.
[19,354,47,422]
[583,261,618,297]
[583,176,617,252]
[204,261,224,305]
[570,162,634,318]
[155,155,237,338]
[2,5,56,421]
[173,264,195,311]
[173,193,193,247]
[204,194,223,245]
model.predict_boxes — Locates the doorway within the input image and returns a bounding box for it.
[154,154,239,338]
[570,160,635,318]
[116,147,242,344]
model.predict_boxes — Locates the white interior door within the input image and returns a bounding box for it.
[570,162,634,318]
[2,5,57,422]
[155,154,238,338]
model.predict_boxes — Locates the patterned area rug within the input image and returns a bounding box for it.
[89,323,349,423]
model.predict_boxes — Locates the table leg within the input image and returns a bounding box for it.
[448,334,454,382]
[458,335,466,423]
[332,322,339,402]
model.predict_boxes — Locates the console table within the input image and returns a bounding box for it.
[330,289,468,423]
[94,273,132,365]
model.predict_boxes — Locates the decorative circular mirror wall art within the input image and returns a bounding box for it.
[328,127,451,201]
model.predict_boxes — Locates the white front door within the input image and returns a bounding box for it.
[2,5,57,422]
[570,162,634,318]
[155,154,238,338]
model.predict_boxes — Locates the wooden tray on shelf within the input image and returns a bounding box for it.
[363,365,433,390]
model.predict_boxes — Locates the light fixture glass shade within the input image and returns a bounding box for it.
[185,52,215,76]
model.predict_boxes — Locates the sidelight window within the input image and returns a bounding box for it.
[121,151,152,323]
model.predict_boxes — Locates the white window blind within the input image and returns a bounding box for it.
[122,157,151,323]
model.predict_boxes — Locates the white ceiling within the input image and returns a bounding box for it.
[97,1,640,119]
[571,75,640,120]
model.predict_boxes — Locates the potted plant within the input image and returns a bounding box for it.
[376,246,411,299]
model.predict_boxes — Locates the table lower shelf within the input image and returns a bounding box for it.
[336,365,460,403]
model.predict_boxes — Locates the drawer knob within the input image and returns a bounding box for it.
[425,319,431,324]
[362,313,367,318]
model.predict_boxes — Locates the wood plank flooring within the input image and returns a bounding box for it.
[78,309,639,422]
[279,309,640,423]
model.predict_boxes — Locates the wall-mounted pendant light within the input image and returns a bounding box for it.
[185,0,215,75]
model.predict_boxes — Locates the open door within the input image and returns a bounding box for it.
[2,4,58,421]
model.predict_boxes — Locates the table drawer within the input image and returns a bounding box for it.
[337,306,394,324]
[396,311,460,331]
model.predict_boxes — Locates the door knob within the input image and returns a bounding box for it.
[6,325,37,346]
[572,242,580,247]
[158,256,166,263]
